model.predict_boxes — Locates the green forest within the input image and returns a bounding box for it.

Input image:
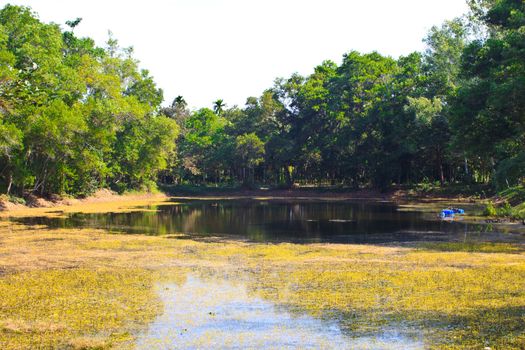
[0,0,524,196]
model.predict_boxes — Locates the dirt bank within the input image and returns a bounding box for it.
[0,189,168,217]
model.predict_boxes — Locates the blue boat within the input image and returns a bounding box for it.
[440,209,455,218]
[440,208,465,218]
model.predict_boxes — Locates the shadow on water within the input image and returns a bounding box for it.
[135,274,424,350]
[10,199,525,245]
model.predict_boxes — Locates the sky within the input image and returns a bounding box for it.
[5,0,470,109]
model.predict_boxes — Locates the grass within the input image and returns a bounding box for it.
[0,196,172,219]
[0,198,524,349]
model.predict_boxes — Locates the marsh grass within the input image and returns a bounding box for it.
[0,198,525,349]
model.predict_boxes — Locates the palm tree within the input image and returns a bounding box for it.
[213,99,225,116]
[171,95,187,109]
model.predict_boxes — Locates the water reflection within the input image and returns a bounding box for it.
[135,275,424,350]
[12,200,523,244]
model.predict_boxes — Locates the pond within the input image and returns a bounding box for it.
[12,199,523,244]
[6,199,525,349]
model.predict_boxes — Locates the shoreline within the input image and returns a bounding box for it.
[0,190,169,218]
[3,189,520,234]
[0,187,478,214]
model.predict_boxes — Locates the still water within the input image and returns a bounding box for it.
[135,275,424,350]
[10,199,523,348]
[13,199,521,244]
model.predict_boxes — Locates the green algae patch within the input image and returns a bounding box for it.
[244,250,525,349]
[0,268,161,349]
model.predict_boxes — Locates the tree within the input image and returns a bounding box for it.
[178,108,229,182]
[423,18,469,97]
[405,97,450,184]
[235,133,265,185]
[161,95,190,135]
[0,4,179,195]
[452,0,525,184]
[213,99,226,116]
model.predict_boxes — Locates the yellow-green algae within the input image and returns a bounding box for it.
[0,199,525,349]
[0,269,160,349]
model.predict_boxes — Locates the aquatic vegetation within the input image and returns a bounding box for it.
[136,275,425,350]
[0,199,525,349]
[0,269,161,349]
[416,241,525,253]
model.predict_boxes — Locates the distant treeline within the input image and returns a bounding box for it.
[0,0,524,196]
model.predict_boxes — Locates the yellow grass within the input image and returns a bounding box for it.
[0,194,173,219]
[0,199,524,349]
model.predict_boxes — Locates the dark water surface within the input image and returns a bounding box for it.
[11,199,524,244]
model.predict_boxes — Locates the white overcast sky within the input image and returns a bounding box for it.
[5,0,469,109]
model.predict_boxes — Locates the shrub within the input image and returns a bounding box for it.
[498,201,513,216]
[483,201,497,216]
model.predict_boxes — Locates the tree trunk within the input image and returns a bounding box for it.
[6,173,13,195]
[285,167,290,186]
[439,163,445,185]
[437,149,444,185]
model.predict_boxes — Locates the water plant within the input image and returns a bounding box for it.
[0,199,524,349]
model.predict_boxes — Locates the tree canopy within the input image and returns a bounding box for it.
[1,1,523,195]
[0,5,178,195]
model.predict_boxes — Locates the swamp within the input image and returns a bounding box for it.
[1,196,524,349]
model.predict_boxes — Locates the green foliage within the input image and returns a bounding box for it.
[0,5,178,196]
[495,153,525,189]
[166,0,523,199]
[498,200,513,216]
[415,179,442,193]
[235,133,265,168]
[483,201,497,216]
[1,1,524,203]
[499,185,525,205]
[482,186,525,218]
[423,18,468,96]
[235,133,265,185]
[452,0,525,180]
